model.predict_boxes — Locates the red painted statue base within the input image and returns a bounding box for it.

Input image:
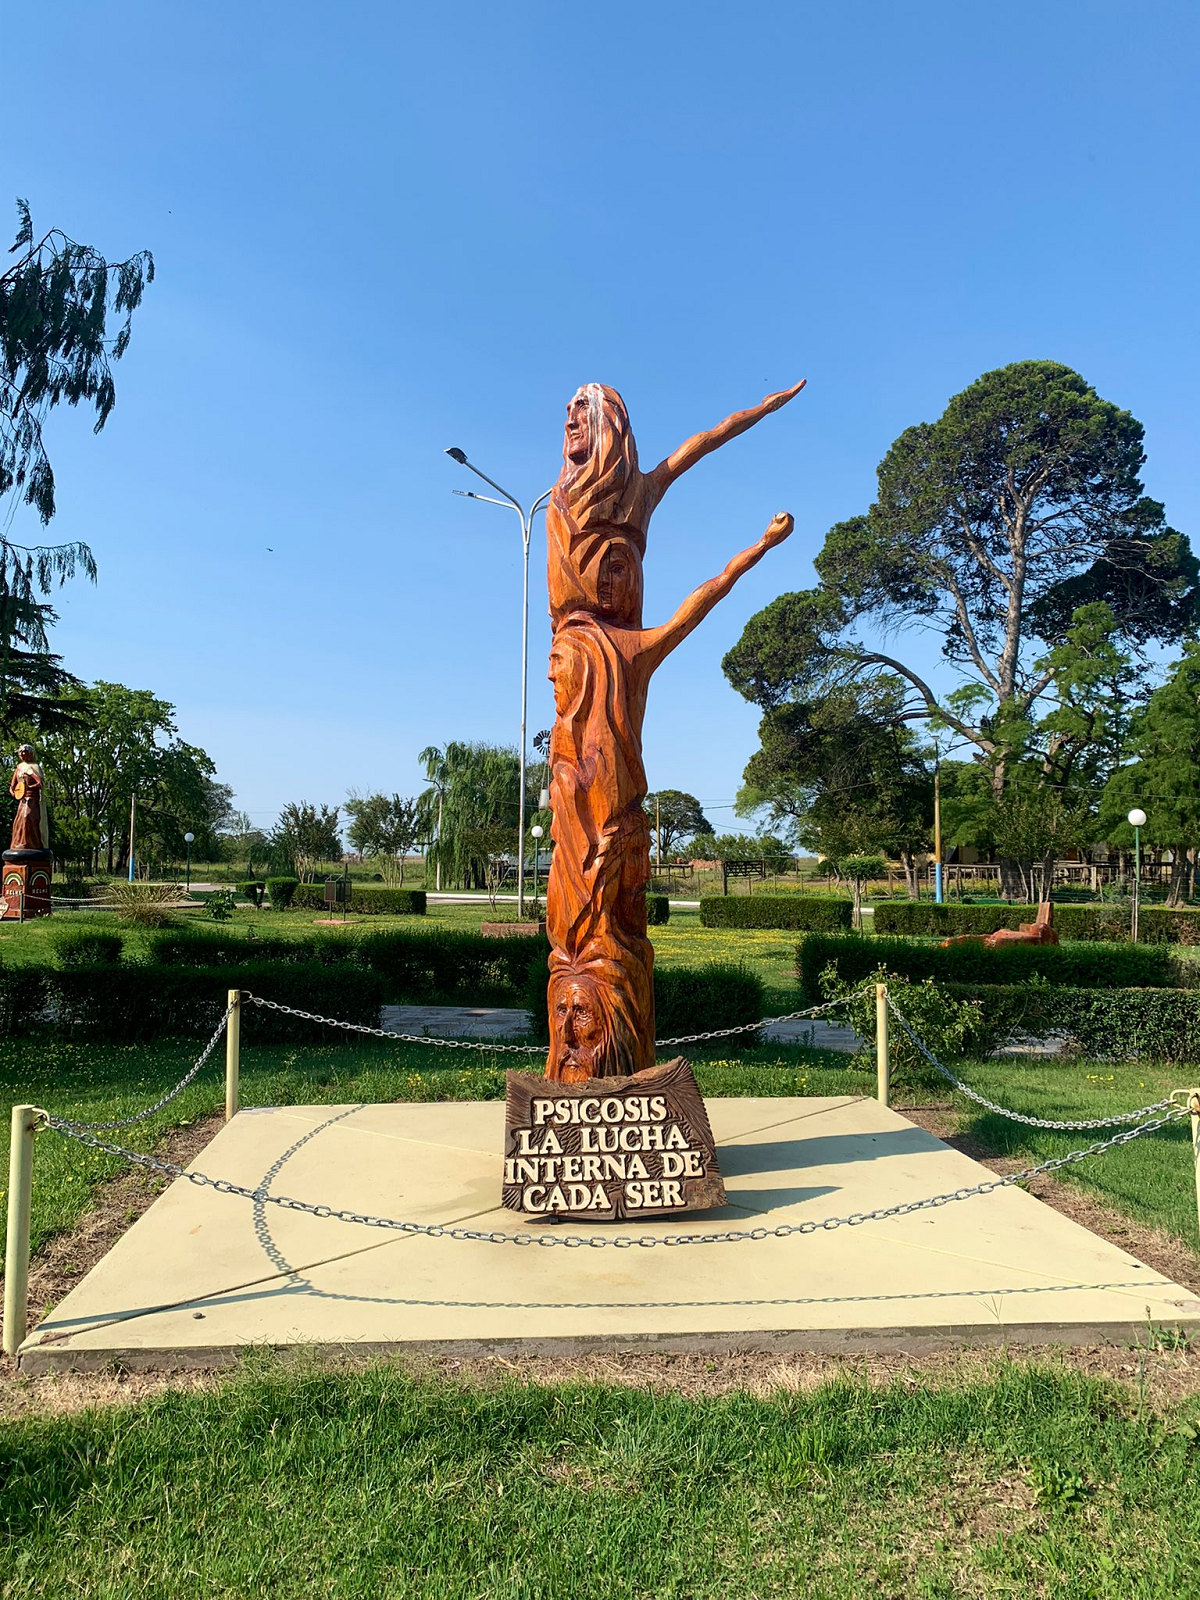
[2,850,53,919]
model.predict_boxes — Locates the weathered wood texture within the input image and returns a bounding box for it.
[544,382,803,1080]
[503,1058,726,1219]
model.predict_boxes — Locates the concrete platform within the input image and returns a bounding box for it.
[21,1097,1200,1371]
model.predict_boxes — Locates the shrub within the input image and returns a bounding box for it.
[357,927,547,1005]
[48,925,123,969]
[525,961,765,1047]
[239,880,266,909]
[0,961,385,1042]
[701,894,853,932]
[109,881,180,927]
[795,931,1179,1003]
[266,876,299,909]
[818,964,988,1066]
[931,982,1200,1063]
[290,883,427,915]
[206,889,238,922]
[646,893,670,926]
[871,900,1200,945]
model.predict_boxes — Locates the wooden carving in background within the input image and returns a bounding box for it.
[544,382,804,1081]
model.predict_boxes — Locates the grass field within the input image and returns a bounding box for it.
[2,1031,1194,1263]
[3,1358,1199,1598]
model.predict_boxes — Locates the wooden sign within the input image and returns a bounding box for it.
[503,1058,726,1220]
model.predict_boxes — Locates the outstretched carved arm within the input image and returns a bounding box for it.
[653,383,805,492]
[642,514,794,673]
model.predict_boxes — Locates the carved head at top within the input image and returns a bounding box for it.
[550,384,647,629]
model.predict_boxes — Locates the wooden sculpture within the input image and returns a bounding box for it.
[543,382,803,1081]
[941,901,1058,950]
[3,743,53,919]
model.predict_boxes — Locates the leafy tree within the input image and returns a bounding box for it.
[1101,643,1200,905]
[219,810,270,870]
[644,790,711,859]
[734,678,932,895]
[724,361,1195,798]
[2,199,153,523]
[269,802,342,882]
[0,201,152,737]
[838,853,886,930]
[420,741,519,890]
[29,682,222,873]
[689,831,791,862]
[344,791,422,884]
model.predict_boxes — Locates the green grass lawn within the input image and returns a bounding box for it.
[2,1358,1199,1598]
[2,1033,1195,1264]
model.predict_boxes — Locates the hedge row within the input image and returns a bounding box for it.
[796,931,1181,1003]
[938,983,1200,1065]
[525,961,765,1046]
[144,925,547,1006]
[290,884,427,915]
[0,962,385,1042]
[872,900,1200,944]
[646,893,670,926]
[701,895,853,932]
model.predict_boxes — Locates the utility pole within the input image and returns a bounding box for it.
[444,448,552,919]
[933,751,943,905]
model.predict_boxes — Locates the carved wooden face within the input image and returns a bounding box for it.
[552,976,608,1078]
[564,392,591,464]
[595,541,641,625]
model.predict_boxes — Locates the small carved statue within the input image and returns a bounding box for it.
[9,745,49,854]
[941,901,1058,949]
[544,382,803,1081]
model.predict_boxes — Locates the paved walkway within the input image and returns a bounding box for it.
[381,1004,864,1052]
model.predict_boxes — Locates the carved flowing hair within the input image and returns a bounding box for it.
[547,385,653,629]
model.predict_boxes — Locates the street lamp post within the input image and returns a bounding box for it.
[183,832,195,894]
[530,823,544,911]
[445,447,553,920]
[1128,808,1146,943]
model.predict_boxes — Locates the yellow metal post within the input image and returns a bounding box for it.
[876,983,890,1107]
[1190,1089,1200,1249]
[225,990,241,1121]
[4,1104,39,1357]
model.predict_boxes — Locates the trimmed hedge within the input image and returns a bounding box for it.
[357,928,546,1005]
[0,962,385,1042]
[239,880,266,908]
[936,983,1200,1065]
[525,961,765,1046]
[872,900,1200,945]
[701,894,853,932]
[48,926,123,968]
[291,883,427,915]
[266,876,299,909]
[796,931,1181,1004]
[646,893,670,926]
[145,927,359,968]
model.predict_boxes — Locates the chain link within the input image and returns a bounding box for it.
[47,1002,238,1133]
[885,994,1176,1130]
[38,1100,1185,1249]
[241,990,858,1054]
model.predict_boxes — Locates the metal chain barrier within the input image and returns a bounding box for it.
[35,1100,1185,1249]
[885,994,1176,1130]
[241,990,859,1054]
[48,1001,238,1134]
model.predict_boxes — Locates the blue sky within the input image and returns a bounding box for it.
[4,0,1197,834]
